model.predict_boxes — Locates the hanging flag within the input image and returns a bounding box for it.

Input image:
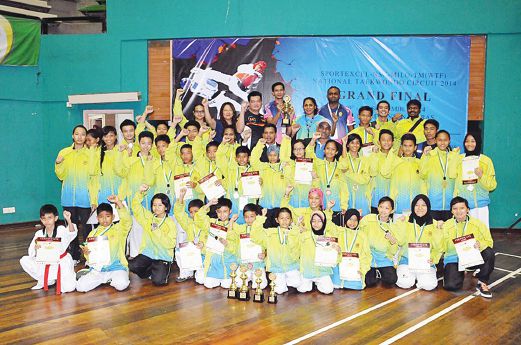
[0,14,40,66]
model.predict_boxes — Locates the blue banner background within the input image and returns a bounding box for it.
[172,36,471,146]
[274,36,470,146]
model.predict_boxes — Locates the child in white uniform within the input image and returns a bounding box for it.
[20,205,78,294]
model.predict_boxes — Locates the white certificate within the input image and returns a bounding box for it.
[87,236,110,268]
[339,252,361,281]
[453,234,484,271]
[361,143,375,157]
[205,223,228,255]
[462,155,480,184]
[174,173,193,200]
[240,234,263,263]
[294,158,313,185]
[198,173,226,200]
[35,237,62,264]
[240,171,262,198]
[314,236,339,267]
[177,242,203,271]
[408,243,431,271]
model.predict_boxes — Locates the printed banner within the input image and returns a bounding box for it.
[172,36,470,145]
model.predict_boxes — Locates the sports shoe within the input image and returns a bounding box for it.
[472,269,481,277]
[175,275,193,283]
[76,268,90,280]
[476,281,492,298]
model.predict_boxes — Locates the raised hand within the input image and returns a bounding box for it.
[241,101,249,114]
[392,113,403,122]
[107,195,119,204]
[144,105,154,115]
[63,210,72,222]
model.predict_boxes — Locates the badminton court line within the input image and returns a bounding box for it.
[379,267,521,345]
[496,252,521,259]
[283,278,442,345]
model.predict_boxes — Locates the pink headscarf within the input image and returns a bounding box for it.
[308,188,324,210]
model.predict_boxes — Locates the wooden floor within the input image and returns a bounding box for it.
[1,224,520,345]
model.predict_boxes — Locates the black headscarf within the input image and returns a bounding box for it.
[408,194,433,226]
[344,209,361,229]
[310,211,327,235]
[463,132,482,157]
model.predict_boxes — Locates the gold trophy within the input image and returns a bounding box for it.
[238,264,251,301]
[253,269,264,303]
[281,95,293,126]
[267,273,277,304]
[227,263,238,299]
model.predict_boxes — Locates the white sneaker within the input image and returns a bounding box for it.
[31,282,44,290]
[472,269,481,277]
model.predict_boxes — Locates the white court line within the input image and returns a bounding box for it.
[496,252,521,259]
[495,267,518,274]
[379,267,521,345]
[283,278,442,345]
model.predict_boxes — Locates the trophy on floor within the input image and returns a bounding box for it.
[238,264,250,301]
[227,263,238,299]
[252,269,264,303]
[267,273,277,304]
[281,95,293,127]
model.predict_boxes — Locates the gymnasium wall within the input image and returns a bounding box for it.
[0,0,520,228]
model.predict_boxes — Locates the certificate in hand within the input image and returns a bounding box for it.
[314,236,339,267]
[241,171,262,198]
[35,237,62,264]
[339,252,361,281]
[205,223,228,255]
[86,236,110,268]
[462,156,480,184]
[361,143,374,157]
[408,243,431,271]
[295,158,313,185]
[177,242,203,271]
[240,234,263,263]
[174,173,193,200]
[452,233,484,271]
[198,173,226,200]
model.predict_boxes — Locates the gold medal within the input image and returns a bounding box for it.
[326,189,332,196]
[467,184,474,191]
[442,180,448,189]
[353,184,358,191]
[151,223,158,231]
[233,190,239,199]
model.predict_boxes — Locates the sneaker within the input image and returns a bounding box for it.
[31,281,44,290]
[476,282,492,298]
[76,268,90,280]
[175,275,193,283]
[73,260,81,266]
[472,269,481,277]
